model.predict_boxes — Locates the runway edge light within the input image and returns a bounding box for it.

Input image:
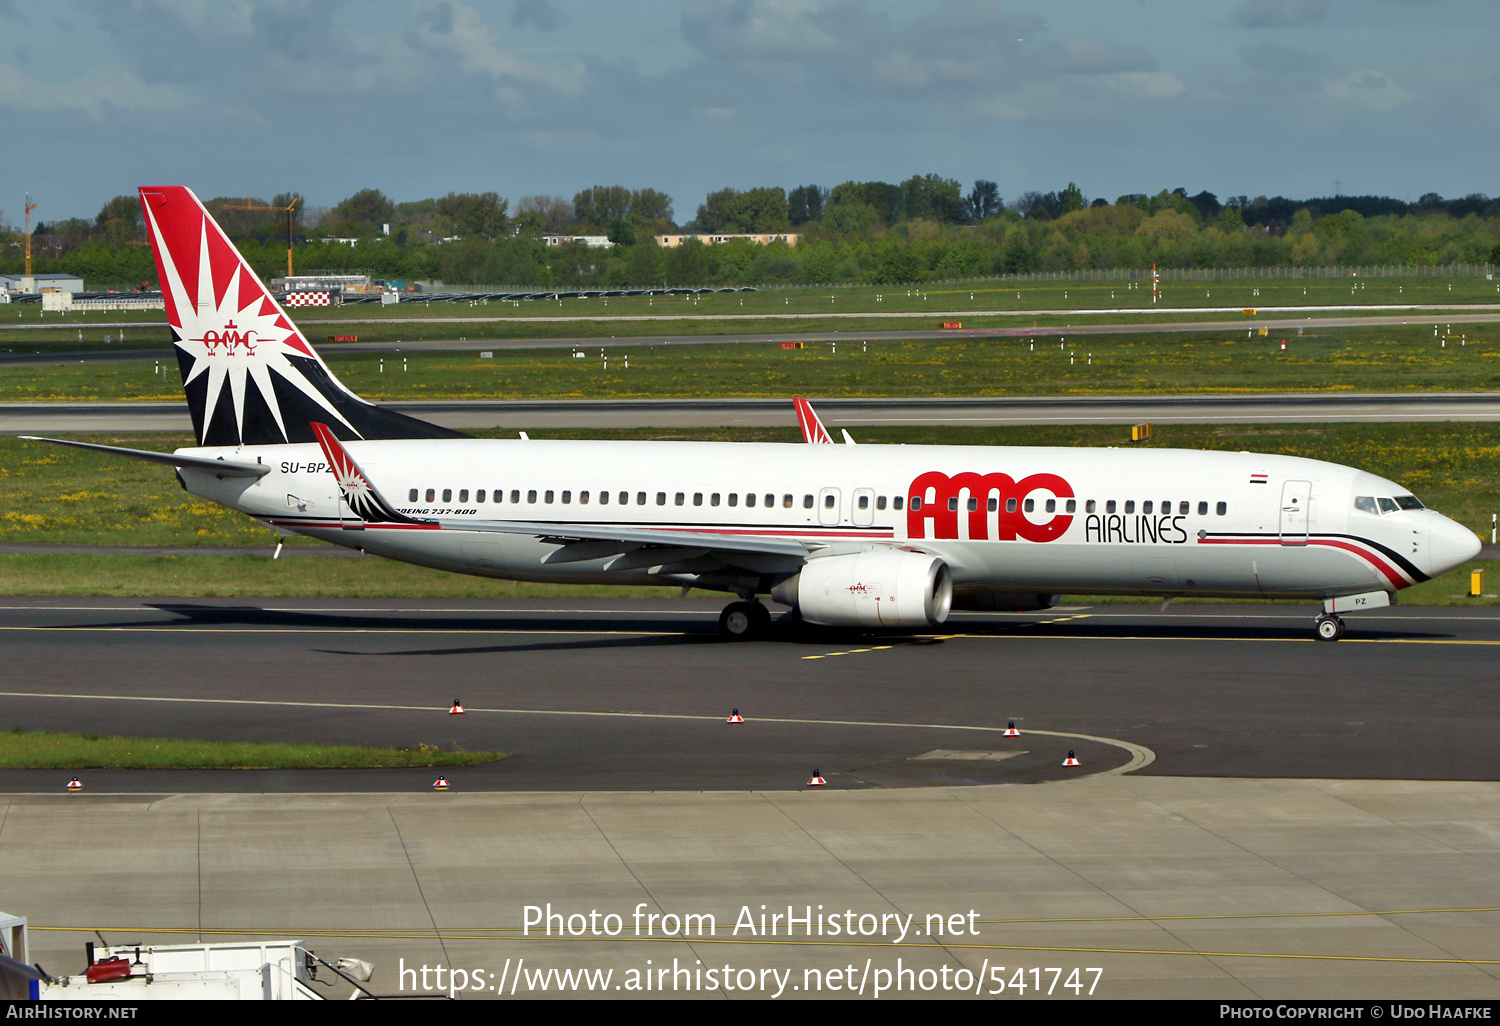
[807,769,826,787]
[66,776,82,792]
[1004,721,1020,737]
[1063,751,1081,767]
[449,699,465,715]
[727,708,744,724]
[432,776,451,791]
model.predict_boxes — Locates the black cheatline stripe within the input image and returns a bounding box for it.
[1201,531,1429,584]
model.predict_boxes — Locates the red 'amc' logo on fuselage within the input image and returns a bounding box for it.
[907,471,1074,543]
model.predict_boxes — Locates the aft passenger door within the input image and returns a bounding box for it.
[1279,480,1311,545]
[818,487,842,526]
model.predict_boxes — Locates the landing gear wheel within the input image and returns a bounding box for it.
[1315,614,1345,642]
[719,601,769,639]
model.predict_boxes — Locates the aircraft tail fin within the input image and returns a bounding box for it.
[139,186,463,447]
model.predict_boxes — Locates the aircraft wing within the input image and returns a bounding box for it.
[19,436,271,478]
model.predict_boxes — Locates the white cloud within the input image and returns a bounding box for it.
[408,0,584,93]
[0,63,184,121]
[1323,69,1412,111]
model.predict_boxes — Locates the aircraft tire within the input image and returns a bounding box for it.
[1315,614,1345,642]
[719,601,764,639]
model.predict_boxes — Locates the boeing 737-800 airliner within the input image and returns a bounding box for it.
[23,187,1483,641]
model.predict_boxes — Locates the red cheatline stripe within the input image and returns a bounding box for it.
[265,519,890,540]
[1198,535,1411,588]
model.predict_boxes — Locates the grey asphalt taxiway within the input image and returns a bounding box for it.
[1,597,1498,793]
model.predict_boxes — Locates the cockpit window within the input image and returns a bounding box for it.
[1394,495,1424,510]
[1377,497,1399,514]
[1354,496,1378,514]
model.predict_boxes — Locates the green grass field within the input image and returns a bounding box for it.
[3,324,1498,402]
[0,728,503,769]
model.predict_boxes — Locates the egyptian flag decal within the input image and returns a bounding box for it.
[1250,472,1269,485]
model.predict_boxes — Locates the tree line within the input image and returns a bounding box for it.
[3,179,1498,290]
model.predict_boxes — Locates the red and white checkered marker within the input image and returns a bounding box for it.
[284,291,330,307]
[807,770,826,787]
[1062,751,1081,767]
[1003,722,1020,737]
[450,700,465,715]
[66,776,82,792]
[727,709,744,724]
[432,776,451,791]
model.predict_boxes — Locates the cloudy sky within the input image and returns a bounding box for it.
[2,0,1496,223]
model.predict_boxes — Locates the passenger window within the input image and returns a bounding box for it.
[426,488,435,503]
[766,494,775,508]
[511,490,520,503]
[966,497,978,512]
[409,489,418,502]
[580,491,589,504]
[802,495,813,509]
[1378,497,1398,514]
[545,490,554,503]
[987,497,997,512]
[561,491,571,504]
[1179,501,1189,515]
[948,497,959,512]
[1124,500,1135,514]
[527,490,537,503]
[1066,499,1076,513]
[910,496,922,511]
[675,492,685,506]
[786,495,795,508]
[1143,501,1153,514]
[1216,501,1226,515]
[477,490,486,503]
[711,493,720,507]
[459,489,469,503]
[598,491,608,505]
[728,493,737,506]
[693,493,703,506]
[1354,496,1378,514]
[1086,500,1096,513]
[1106,500,1116,513]
[1024,498,1035,513]
[657,492,666,505]
[858,495,869,510]
[636,492,646,505]
[1006,498,1017,513]
[443,489,452,503]
[1045,498,1056,513]
[746,493,756,507]
[893,497,903,510]
[1197,501,1207,515]
[876,496,886,510]
[1162,500,1170,513]
[825,495,837,509]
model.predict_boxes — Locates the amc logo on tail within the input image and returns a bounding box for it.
[907,471,1074,543]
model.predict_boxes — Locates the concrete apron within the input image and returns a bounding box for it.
[4,776,1500,1000]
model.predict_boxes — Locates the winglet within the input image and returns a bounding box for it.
[793,397,833,444]
[309,422,428,524]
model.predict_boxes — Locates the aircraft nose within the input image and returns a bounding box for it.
[1426,511,1482,576]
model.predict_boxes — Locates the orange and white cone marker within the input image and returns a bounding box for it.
[807,769,826,787]
[1003,721,1020,737]
[727,708,744,724]
[432,776,451,791]
[66,776,82,792]
[449,699,465,715]
[1062,750,1081,767]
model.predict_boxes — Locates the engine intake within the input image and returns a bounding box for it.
[773,550,952,628]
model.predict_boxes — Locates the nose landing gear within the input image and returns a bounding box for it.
[719,600,772,639]
[1315,614,1345,642]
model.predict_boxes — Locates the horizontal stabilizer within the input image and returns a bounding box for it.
[19,436,270,477]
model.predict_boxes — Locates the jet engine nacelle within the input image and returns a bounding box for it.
[773,550,953,628]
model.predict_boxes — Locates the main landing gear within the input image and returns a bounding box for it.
[719,600,772,639]
[1315,614,1346,642]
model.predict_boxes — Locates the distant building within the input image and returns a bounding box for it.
[0,272,84,293]
[542,235,615,248]
[656,233,799,248]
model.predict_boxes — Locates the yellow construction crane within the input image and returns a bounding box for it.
[222,195,300,277]
[23,193,38,282]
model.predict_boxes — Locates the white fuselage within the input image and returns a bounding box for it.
[177,438,1480,602]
